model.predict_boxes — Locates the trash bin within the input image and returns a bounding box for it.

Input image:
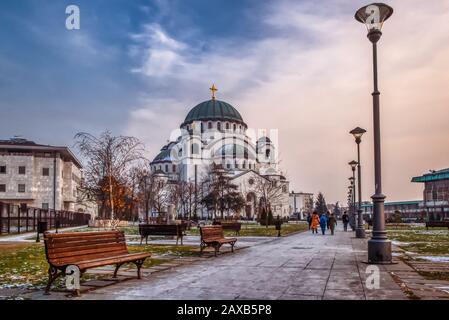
[36,221,48,242]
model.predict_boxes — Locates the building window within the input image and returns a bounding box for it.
[201,122,204,132]
[226,163,231,169]
[243,161,246,169]
[18,166,26,174]
[0,166,6,174]
[233,124,236,131]
[42,168,50,176]
[165,164,169,172]
[18,184,26,193]
[172,164,176,172]
[208,122,212,129]
[226,122,230,130]
[0,184,5,192]
[191,143,199,155]
[217,122,221,131]
[42,203,49,210]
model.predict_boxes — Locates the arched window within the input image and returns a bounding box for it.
[266,149,271,158]
[208,122,212,129]
[191,143,199,155]
[226,122,230,130]
[233,124,236,131]
[239,125,242,131]
[172,164,176,172]
[165,164,169,172]
[243,161,246,169]
[178,148,182,157]
[217,122,221,131]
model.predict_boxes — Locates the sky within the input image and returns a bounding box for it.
[1,0,449,204]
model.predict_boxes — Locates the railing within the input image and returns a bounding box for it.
[0,202,91,235]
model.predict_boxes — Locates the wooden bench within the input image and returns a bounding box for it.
[212,221,241,235]
[44,231,151,296]
[200,225,237,256]
[426,221,449,230]
[139,224,184,245]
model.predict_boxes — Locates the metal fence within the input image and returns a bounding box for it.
[0,202,91,235]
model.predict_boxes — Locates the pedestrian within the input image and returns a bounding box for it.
[328,213,337,235]
[307,213,312,230]
[319,214,327,235]
[310,211,320,234]
[326,210,331,229]
[342,211,349,232]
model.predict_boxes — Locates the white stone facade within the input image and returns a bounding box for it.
[0,139,96,216]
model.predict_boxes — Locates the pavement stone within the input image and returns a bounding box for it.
[28,225,448,300]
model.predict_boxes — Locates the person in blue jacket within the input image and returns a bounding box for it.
[319,214,328,235]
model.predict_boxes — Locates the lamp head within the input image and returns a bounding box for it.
[349,160,358,170]
[350,127,366,143]
[355,3,393,42]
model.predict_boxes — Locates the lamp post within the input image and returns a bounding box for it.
[142,172,149,223]
[355,3,393,263]
[350,127,367,238]
[349,161,358,231]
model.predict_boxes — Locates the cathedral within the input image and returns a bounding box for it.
[150,85,290,219]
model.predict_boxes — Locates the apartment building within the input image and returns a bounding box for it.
[0,138,83,211]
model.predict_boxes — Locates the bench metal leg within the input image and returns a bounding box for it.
[113,263,123,278]
[44,266,62,295]
[231,242,235,253]
[214,244,221,257]
[133,259,145,279]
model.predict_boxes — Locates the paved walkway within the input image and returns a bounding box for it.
[58,226,412,300]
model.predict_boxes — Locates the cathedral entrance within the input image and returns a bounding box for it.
[246,193,256,219]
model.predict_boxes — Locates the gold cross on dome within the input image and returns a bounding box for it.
[209,84,218,100]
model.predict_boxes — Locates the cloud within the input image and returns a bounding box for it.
[125,0,449,203]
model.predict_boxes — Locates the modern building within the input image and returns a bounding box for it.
[289,191,313,219]
[149,86,294,219]
[412,168,449,220]
[361,200,425,221]
[0,138,91,213]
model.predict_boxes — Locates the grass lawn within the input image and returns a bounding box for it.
[186,222,309,237]
[387,225,449,281]
[0,242,198,289]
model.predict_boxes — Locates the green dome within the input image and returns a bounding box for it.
[182,99,245,126]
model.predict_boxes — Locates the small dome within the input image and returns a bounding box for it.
[152,148,173,163]
[182,99,245,126]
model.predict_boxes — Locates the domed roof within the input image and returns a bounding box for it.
[182,99,246,126]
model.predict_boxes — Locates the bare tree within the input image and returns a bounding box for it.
[74,131,145,219]
[253,176,285,224]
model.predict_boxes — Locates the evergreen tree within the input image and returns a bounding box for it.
[332,201,341,218]
[314,192,327,215]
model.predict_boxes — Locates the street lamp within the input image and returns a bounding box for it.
[349,161,358,231]
[355,2,393,264]
[350,127,367,238]
[142,172,149,223]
